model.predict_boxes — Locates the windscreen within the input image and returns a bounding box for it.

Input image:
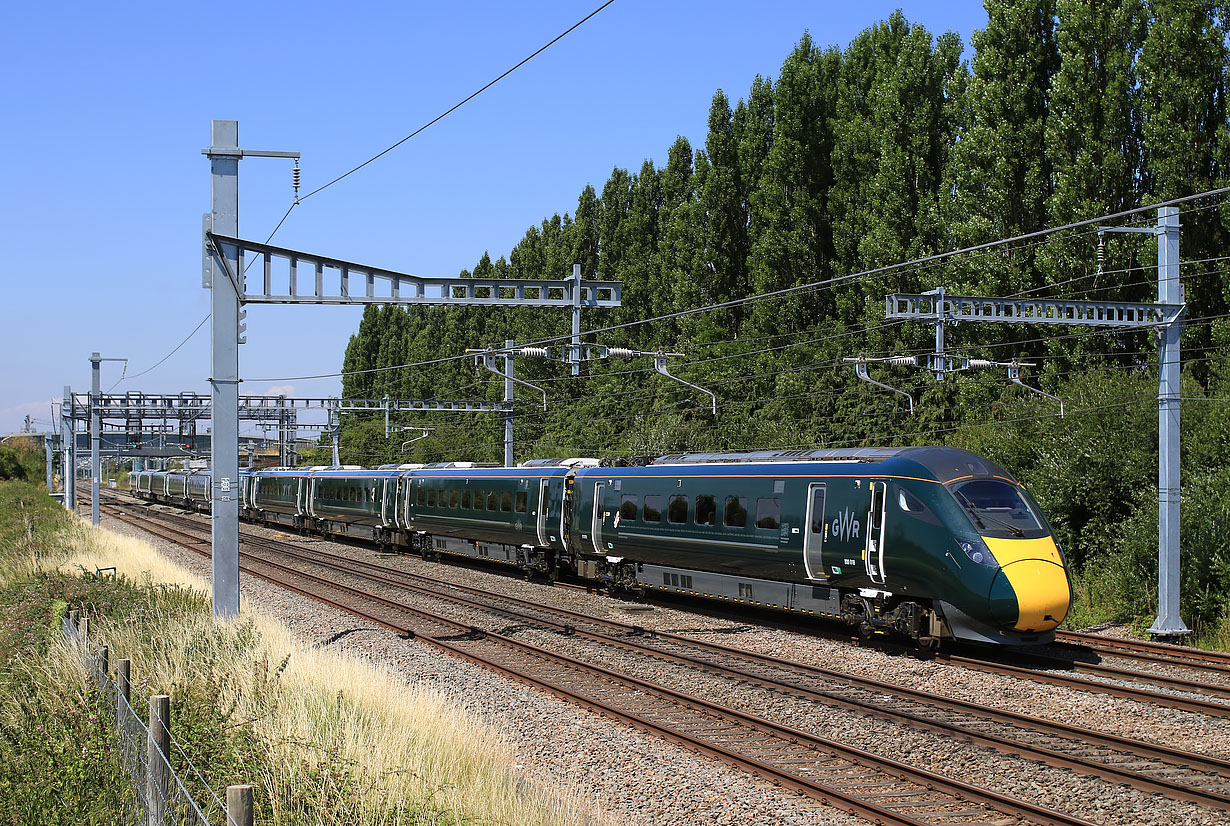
[950,479,1047,538]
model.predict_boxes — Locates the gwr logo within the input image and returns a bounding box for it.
[834,508,861,543]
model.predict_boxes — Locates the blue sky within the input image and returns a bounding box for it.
[0,1,988,437]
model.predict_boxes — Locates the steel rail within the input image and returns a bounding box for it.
[104,491,1230,712]
[211,525,1230,811]
[102,503,1095,826]
[1056,629,1230,673]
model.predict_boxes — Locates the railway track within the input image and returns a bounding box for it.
[97,491,1230,706]
[1055,629,1230,675]
[103,499,1230,821]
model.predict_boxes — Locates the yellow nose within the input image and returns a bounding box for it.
[983,537,1071,631]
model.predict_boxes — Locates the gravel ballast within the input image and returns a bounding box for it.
[102,507,1230,826]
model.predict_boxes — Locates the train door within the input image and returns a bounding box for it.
[803,483,827,580]
[590,483,605,554]
[536,479,550,546]
[864,480,887,584]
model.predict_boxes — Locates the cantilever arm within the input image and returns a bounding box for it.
[653,356,717,415]
[475,352,548,411]
[1007,362,1064,418]
[846,358,915,414]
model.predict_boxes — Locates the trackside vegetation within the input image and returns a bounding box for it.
[0,481,605,826]
[334,4,1230,647]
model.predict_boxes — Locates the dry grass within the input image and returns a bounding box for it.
[58,520,608,826]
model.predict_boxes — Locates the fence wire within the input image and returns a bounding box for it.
[63,616,227,826]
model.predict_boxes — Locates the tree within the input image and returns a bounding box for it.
[1139,0,1230,378]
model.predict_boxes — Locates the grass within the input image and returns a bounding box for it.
[0,482,607,826]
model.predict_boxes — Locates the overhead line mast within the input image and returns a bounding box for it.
[202,120,621,619]
[879,208,1187,638]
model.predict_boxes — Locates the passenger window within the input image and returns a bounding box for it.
[724,497,748,528]
[446,490,457,508]
[755,498,781,530]
[427,489,437,507]
[643,495,663,522]
[810,487,827,533]
[487,491,498,510]
[500,491,512,512]
[475,490,485,510]
[515,491,528,513]
[462,490,472,508]
[620,496,638,520]
[898,488,925,513]
[695,495,717,526]
[417,487,426,506]
[668,495,688,524]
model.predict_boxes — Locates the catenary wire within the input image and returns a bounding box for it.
[295,1,617,205]
[248,186,1230,384]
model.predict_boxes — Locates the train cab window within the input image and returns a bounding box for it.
[668,495,688,524]
[643,495,663,522]
[427,489,438,507]
[951,479,1045,536]
[500,491,512,512]
[515,491,528,513]
[724,497,748,528]
[755,498,781,530]
[417,487,426,506]
[619,496,638,521]
[695,495,717,526]
[461,490,472,508]
[487,491,498,510]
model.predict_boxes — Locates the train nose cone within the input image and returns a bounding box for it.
[989,559,1071,632]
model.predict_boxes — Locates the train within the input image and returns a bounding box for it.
[129,446,1072,648]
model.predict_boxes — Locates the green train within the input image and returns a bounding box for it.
[132,446,1072,647]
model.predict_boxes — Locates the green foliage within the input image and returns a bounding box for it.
[0,571,143,825]
[0,437,46,484]
[0,481,72,580]
[335,6,1230,636]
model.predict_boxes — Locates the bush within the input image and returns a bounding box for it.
[0,437,46,484]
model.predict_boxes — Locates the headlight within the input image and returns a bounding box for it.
[957,535,998,568]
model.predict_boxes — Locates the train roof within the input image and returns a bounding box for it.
[643,446,1017,485]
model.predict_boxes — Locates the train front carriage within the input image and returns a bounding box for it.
[569,448,1071,647]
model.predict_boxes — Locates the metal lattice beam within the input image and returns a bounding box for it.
[886,294,1182,328]
[69,394,506,419]
[204,232,622,308]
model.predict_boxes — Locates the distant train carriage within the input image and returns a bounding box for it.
[186,471,211,511]
[250,468,312,527]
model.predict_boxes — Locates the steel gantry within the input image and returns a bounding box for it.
[203,119,622,618]
[883,207,1188,637]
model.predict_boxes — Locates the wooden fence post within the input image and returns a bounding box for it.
[226,785,254,826]
[96,645,109,686]
[116,658,130,734]
[147,695,170,826]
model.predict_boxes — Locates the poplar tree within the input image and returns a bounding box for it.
[1139,0,1230,366]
